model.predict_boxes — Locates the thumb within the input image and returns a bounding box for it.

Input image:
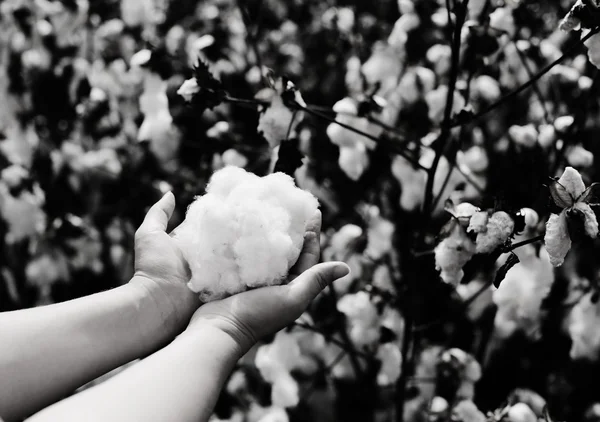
[288,262,350,307]
[137,192,176,235]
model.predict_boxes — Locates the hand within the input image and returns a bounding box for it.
[131,192,199,335]
[183,211,350,355]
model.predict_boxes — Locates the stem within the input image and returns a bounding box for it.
[236,0,267,86]
[453,27,600,128]
[502,234,545,252]
[422,0,470,219]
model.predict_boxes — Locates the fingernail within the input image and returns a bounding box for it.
[332,264,350,280]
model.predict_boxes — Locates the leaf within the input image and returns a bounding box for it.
[192,59,222,92]
[190,59,226,114]
[548,179,574,209]
[577,182,600,203]
[493,253,520,288]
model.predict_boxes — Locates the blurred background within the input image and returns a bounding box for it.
[3,0,600,421]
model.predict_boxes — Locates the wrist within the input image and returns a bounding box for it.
[128,276,199,349]
[177,322,246,363]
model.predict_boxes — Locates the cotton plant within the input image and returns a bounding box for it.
[545,167,599,267]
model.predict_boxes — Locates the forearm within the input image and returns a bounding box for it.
[28,325,242,422]
[0,277,187,421]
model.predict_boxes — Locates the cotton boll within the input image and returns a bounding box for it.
[509,124,538,148]
[520,208,539,228]
[555,115,575,133]
[426,85,466,125]
[507,403,537,422]
[323,224,363,261]
[345,56,363,95]
[462,146,488,174]
[475,212,515,254]
[327,98,380,149]
[376,343,402,386]
[255,332,301,408]
[472,75,501,103]
[337,291,380,347]
[338,144,369,181]
[362,44,404,93]
[567,145,594,168]
[222,149,248,168]
[121,0,154,28]
[26,252,70,289]
[393,13,420,34]
[452,401,486,422]
[365,215,395,260]
[0,184,46,244]
[490,7,516,37]
[177,78,200,102]
[585,32,600,70]
[568,292,600,361]
[392,155,425,212]
[426,44,452,76]
[435,223,476,286]
[1,165,28,188]
[258,94,298,149]
[372,265,395,294]
[257,407,289,422]
[537,124,556,149]
[493,250,554,340]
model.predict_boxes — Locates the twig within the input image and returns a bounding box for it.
[502,234,544,252]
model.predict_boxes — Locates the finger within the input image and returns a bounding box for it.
[287,262,350,308]
[138,192,176,235]
[289,231,320,278]
[288,211,322,278]
[305,210,322,237]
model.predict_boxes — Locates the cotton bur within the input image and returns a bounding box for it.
[173,166,319,302]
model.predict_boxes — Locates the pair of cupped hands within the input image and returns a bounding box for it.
[132,192,350,355]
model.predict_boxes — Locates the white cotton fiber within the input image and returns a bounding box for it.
[173,166,319,301]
